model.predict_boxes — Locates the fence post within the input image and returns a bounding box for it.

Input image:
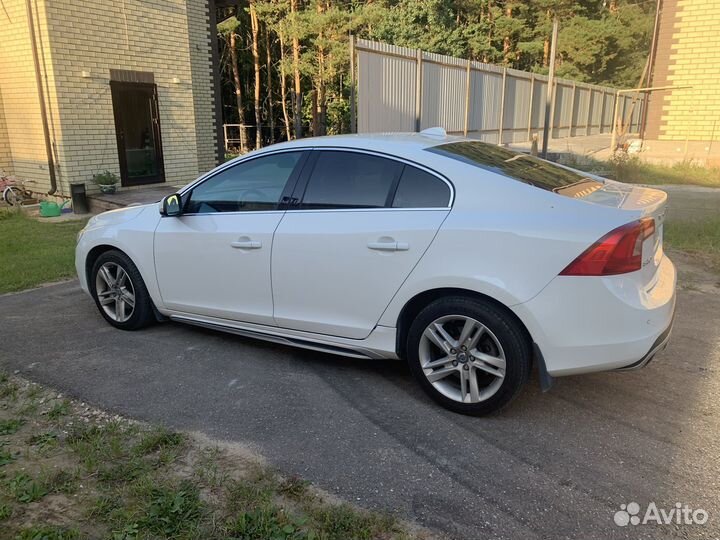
[610,89,621,150]
[415,49,423,132]
[586,88,594,136]
[349,34,356,134]
[569,82,576,137]
[527,73,534,141]
[223,124,228,151]
[541,16,559,158]
[600,91,608,133]
[548,80,557,142]
[498,67,507,145]
[463,59,472,136]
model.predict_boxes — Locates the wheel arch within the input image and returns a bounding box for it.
[85,244,122,287]
[84,243,166,323]
[395,287,535,362]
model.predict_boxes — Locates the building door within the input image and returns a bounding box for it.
[110,81,165,186]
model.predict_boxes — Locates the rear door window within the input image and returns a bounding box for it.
[299,151,403,209]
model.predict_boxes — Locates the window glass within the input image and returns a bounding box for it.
[392,166,450,208]
[186,152,301,213]
[426,141,602,194]
[301,151,402,209]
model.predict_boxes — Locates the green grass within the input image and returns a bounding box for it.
[47,400,70,421]
[0,373,413,539]
[15,526,81,540]
[0,418,24,435]
[0,211,87,294]
[7,472,48,503]
[665,217,720,272]
[557,153,720,187]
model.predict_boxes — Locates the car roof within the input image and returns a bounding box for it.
[252,131,467,157]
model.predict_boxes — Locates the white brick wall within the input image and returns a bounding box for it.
[0,0,218,195]
[0,86,13,175]
[0,0,52,191]
[187,0,219,173]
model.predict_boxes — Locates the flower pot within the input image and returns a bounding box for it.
[98,184,117,194]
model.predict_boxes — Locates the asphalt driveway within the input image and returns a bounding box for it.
[1,271,718,539]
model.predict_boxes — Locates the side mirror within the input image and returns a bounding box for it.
[160,193,183,217]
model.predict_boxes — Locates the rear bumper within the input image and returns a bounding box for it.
[615,314,674,371]
[512,255,677,376]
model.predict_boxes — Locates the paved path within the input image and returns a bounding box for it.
[1,275,718,539]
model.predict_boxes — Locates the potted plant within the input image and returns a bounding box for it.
[92,170,119,194]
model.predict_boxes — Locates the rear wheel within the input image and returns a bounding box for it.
[406,296,531,415]
[90,250,155,330]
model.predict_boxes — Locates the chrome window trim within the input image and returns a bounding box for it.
[175,145,455,216]
[178,208,448,218]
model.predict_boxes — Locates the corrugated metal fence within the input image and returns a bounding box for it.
[355,38,643,143]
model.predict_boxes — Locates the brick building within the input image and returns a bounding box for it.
[0,0,223,196]
[645,0,720,141]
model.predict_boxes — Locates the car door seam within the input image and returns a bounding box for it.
[152,212,167,307]
[374,208,453,330]
[269,208,289,327]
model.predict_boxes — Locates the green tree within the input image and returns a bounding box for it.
[217,0,655,145]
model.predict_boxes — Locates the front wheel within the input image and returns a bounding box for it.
[406,296,531,415]
[3,186,24,206]
[90,250,155,330]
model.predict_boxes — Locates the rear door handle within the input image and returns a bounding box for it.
[367,240,409,252]
[231,239,262,249]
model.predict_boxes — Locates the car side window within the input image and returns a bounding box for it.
[300,151,403,209]
[392,165,451,208]
[185,152,302,214]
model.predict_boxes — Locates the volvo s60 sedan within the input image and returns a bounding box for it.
[75,129,676,415]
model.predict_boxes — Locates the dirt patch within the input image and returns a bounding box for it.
[668,248,720,294]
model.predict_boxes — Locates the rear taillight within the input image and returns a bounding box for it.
[560,218,655,276]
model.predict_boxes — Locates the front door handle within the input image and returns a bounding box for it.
[231,239,262,249]
[367,240,409,252]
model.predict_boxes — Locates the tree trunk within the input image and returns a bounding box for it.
[311,90,319,136]
[278,33,292,141]
[503,6,512,64]
[291,0,303,138]
[265,25,275,144]
[315,0,327,136]
[484,0,494,63]
[543,37,550,67]
[228,31,248,153]
[249,2,262,149]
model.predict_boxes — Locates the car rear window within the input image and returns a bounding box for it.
[426,141,603,195]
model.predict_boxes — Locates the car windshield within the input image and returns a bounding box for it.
[426,141,602,195]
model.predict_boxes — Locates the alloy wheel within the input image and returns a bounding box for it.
[419,315,506,403]
[95,262,136,323]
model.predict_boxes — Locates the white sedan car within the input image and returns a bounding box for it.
[75,131,676,415]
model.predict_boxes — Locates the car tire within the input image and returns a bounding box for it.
[406,296,531,416]
[90,250,155,331]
